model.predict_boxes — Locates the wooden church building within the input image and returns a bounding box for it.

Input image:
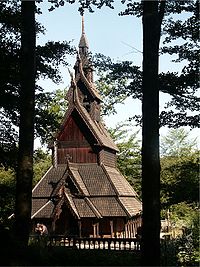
[31,18,142,238]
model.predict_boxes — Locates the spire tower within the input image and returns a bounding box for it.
[79,16,89,56]
[82,16,85,34]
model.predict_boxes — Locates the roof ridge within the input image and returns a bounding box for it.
[78,57,102,100]
[75,101,118,151]
[49,167,68,198]
[101,163,119,196]
[64,189,80,219]
[103,165,138,197]
[85,197,102,218]
[116,197,132,218]
[31,200,52,219]
[54,85,118,151]
[32,166,53,193]
[68,164,89,196]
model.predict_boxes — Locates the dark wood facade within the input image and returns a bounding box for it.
[56,114,98,164]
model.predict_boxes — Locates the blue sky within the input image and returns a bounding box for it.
[36,1,199,147]
[37,1,143,80]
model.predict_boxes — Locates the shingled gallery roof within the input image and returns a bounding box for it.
[32,163,142,219]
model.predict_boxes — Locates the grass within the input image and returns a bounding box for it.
[9,247,141,266]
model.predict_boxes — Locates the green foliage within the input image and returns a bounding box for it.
[159,0,199,128]
[0,2,74,168]
[35,89,67,144]
[172,210,200,266]
[160,128,198,157]
[161,153,199,205]
[94,54,142,116]
[170,202,198,230]
[33,149,52,186]
[110,126,199,205]
[0,149,51,223]
[160,129,199,207]
[93,1,199,128]
[160,129,199,265]
[109,121,142,196]
[161,202,199,266]
[0,168,16,222]
[47,0,115,14]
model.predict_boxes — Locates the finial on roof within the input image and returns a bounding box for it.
[82,16,85,34]
[79,16,89,50]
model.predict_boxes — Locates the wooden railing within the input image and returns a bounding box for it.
[29,235,141,251]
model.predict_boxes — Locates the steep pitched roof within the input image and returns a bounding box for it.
[32,165,67,198]
[103,165,137,196]
[79,16,89,50]
[76,59,102,101]
[56,96,119,152]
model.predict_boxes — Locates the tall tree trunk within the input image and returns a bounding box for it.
[14,0,36,250]
[141,1,165,266]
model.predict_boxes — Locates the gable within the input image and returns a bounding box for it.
[56,110,98,164]
[57,103,118,153]
[58,113,88,144]
[58,110,97,148]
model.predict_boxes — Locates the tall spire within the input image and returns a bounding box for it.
[79,16,89,55]
[82,16,85,34]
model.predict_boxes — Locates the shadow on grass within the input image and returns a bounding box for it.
[11,246,141,266]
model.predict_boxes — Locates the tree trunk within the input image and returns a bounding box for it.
[141,1,165,266]
[14,0,36,250]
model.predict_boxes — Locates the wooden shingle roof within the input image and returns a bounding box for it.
[76,163,116,196]
[119,197,142,217]
[31,200,54,219]
[32,165,67,198]
[73,198,97,218]
[90,197,127,217]
[31,163,142,220]
[103,165,138,196]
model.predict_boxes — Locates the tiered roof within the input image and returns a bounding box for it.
[32,163,141,219]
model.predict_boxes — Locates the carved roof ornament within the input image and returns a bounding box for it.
[77,50,102,101]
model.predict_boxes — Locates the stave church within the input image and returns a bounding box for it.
[31,18,142,238]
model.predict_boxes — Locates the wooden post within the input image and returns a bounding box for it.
[127,224,129,238]
[93,223,96,237]
[134,221,136,237]
[131,221,134,238]
[78,220,82,238]
[96,222,99,237]
[129,222,132,238]
[52,220,56,233]
[128,223,131,238]
[110,220,114,237]
[127,223,129,238]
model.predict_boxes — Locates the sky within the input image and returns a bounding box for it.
[36,1,199,147]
